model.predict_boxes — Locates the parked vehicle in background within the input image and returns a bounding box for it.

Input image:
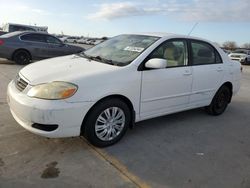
[64,36,80,43]
[93,40,104,45]
[2,23,48,33]
[222,49,231,55]
[0,31,84,64]
[77,38,88,44]
[228,49,250,64]
[0,31,7,36]
[85,39,94,45]
[7,33,241,147]
[58,36,68,42]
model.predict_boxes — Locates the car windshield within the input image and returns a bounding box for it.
[81,34,160,66]
[233,50,247,54]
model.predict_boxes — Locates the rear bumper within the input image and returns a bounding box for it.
[0,46,13,59]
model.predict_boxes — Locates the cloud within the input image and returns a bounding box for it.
[31,8,51,15]
[0,2,51,16]
[87,2,146,20]
[87,0,250,22]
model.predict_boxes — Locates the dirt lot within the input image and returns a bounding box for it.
[0,58,250,188]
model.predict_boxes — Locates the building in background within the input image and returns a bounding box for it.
[2,23,48,33]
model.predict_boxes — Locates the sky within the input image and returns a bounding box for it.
[0,0,250,46]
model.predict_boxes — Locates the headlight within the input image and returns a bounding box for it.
[27,82,78,100]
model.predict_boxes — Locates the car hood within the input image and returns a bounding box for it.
[20,55,119,85]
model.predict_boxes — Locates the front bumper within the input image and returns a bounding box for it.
[7,80,94,138]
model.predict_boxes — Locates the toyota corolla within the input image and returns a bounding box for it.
[7,33,241,147]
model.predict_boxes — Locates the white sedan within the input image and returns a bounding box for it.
[7,33,241,147]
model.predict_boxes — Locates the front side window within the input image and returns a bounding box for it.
[191,41,222,65]
[148,40,188,67]
[46,36,62,44]
[83,34,159,66]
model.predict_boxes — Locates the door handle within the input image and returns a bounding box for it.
[216,67,223,72]
[183,70,192,76]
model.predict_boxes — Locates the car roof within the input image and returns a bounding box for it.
[128,32,213,43]
[1,31,50,38]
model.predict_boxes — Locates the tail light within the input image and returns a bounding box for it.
[0,39,4,45]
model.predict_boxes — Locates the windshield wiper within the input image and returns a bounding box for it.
[91,55,123,66]
[77,53,121,66]
[91,56,115,65]
[76,52,93,60]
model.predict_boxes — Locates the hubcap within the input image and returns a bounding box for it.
[95,107,125,141]
[17,53,28,63]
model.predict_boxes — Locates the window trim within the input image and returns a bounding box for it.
[138,38,190,71]
[189,39,223,66]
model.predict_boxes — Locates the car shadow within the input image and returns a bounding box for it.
[0,58,14,65]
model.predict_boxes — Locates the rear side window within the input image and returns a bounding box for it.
[191,41,222,65]
[20,34,46,43]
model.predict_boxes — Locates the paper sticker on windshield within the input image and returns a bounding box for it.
[124,46,144,53]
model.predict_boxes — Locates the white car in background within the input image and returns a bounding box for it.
[7,33,241,147]
[228,49,250,64]
[64,36,79,43]
[77,38,88,44]
[93,40,104,45]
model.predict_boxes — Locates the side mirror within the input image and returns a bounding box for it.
[145,58,167,69]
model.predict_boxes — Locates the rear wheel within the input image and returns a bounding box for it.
[84,98,131,147]
[205,86,231,115]
[13,50,31,65]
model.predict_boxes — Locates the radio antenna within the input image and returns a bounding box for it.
[188,22,198,36]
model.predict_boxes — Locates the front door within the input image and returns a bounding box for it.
[140,40,193,119]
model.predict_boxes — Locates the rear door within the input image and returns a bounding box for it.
[189,40,224,106]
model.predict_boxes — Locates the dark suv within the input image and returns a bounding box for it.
[0,31,84,64]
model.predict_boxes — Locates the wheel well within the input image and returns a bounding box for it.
[80,95,135,135]
[222,82,233,103]
[12,49,32,60]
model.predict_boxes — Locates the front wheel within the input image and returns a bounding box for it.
[205,86,231,116]
[83,99,131,147]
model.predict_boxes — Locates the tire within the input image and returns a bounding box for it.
[84,98,131,147]
[205,86,231,116]
[244,59,247,65]
[13,50,31,65]
[245,58,250,65]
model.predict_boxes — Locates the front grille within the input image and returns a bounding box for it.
[15,75,28,92]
